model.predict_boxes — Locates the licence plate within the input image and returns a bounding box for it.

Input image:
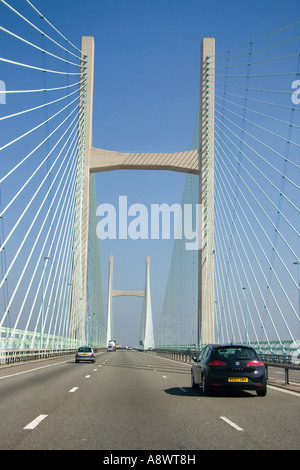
[228,377,248,383]
[81,353,88,356]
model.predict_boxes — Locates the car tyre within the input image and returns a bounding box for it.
[256,386,267,397]
[202,373,211,396]
[191,372,198,389]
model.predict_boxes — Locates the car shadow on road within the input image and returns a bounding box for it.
[164,387,256,398]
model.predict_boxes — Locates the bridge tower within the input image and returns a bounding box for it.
[70,35,215,346]
[107,255,154,349]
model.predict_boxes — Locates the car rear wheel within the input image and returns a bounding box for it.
[191,372,198,389]
[202,374,212,396]
[256,387,267,397]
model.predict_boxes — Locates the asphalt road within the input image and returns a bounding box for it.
[0,350,299,451]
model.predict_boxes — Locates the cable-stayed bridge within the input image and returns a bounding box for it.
[0,1,299,358]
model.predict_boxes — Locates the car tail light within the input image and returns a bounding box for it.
[247,360,264,367]
[208,360,227,366]
[75,353,78,357]
[91,352,94,356]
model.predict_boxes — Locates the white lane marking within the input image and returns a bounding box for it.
[162,375,167,379]
[0,360,70,381]
[23,414,48,430]
[93,369,97,371]
[268,385,300,397]
[85,375,91,378]
[179,387,187,392]
[69,387,78,393]
[220,416,244,431]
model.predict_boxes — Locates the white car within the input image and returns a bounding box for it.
[75,346,95,363]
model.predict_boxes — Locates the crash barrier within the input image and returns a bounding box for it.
[146,349,300,386]
[0,347,106,365]
[0,348,78,364]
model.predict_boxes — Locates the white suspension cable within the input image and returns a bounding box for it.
[0,0,82,60]
[15,139,77,340]
[214,114,300,213]
[214,130,298,330]
[0,81,81,94]
[214,106,300,185]
[214,125,299,286]
[1,120,78,330]
[0,90,82,154]
[0,26,81,67]
[0,102,81,217]
[0,57,82,75]
[0,86,81,121]
[214,150,286,346]
[215,88,300,133]
[0,116,79,286]
[26,0,82,54]
[26,160,76,345]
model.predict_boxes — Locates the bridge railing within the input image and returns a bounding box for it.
[0,348,78,365]
[0,347,107,365]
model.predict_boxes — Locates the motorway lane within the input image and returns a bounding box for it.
[0,350,299,450]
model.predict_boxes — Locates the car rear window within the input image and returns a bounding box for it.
[213,347,257,360]
[78,347,92,352]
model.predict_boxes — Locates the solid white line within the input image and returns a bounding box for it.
[162,375,167,379]
[85,375,91,378]
[220,416,244,431]
[0,359,70,380]
[69,387,78,393]
[268,385,300,397]
[23,414,48,430]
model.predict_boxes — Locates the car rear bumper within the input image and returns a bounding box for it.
[75,356,95,362]
[207,368,266,390]
[208,375,266,390]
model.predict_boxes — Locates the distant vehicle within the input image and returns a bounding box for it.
[107,339,117,352]
[75,346,95,363]
[191,344,267,396]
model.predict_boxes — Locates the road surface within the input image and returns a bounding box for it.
[0,349,299,450]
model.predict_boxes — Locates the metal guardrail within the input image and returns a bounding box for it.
[148,349,300,386]
[0,348,78,364]
[0,347,107,365]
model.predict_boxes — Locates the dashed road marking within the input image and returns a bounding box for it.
[23,414,48,430]
[220,416,244,431]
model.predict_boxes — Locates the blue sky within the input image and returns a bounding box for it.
[0,0,299,347]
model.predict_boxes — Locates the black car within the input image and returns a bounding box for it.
[191,344,267,396]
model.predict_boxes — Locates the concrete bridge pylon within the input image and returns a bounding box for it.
[107,255,154,349]
[71,35,215,347]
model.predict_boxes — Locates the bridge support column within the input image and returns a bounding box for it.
[106,255,154,349]
[70,36,94,343]
[141,256,155,350]
[198,37,215,346]
[106,255,114,345]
